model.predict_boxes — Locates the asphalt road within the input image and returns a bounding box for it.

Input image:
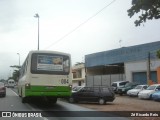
[0,87,129,120]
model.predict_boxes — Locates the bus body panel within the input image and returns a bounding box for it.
[25,86,71,97]
[29,74,71,86]
[18,50,72,101]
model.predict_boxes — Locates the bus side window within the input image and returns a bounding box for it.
[19,56,29,79]
[24,59,28,74]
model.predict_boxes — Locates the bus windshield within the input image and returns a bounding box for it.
[31,53,70,75]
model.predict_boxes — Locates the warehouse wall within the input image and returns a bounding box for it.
[125,59,160,83]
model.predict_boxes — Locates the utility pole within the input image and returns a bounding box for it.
[34,13,40,50]
[147,52,151,85]
[17,53,20,68]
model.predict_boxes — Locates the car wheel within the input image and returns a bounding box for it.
[98,98,106,105]
[149,94,152,99]
[69,97,75,103]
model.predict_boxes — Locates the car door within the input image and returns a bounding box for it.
[80,87,96,102]
[82,87,95,102]
[75,87,88,101]
[87,87,96,102]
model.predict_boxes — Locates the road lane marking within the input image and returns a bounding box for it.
[10,88,18,96]
[10,88,49,120]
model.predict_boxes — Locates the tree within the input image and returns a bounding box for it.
[12,70,20,82]
[157,49,160,58]
[9,65,21,82]
[128,0,160,26]
[10,65,21,69]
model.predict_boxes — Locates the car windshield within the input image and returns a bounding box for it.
[72,86,83,91]
[112,83,117,87]
[119,82,128,86]
[125,83,132,87]
[134,85,142,89]
[147,86,156,90]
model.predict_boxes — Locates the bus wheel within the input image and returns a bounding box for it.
[52,98,57,104]
[69,97,75,103]
[47,97,57,105]
[22,97,27,103]
[18,89,21,97]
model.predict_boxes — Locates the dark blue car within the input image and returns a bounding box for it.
[152,90,160,101]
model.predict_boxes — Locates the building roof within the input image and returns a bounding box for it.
[85,41,160,68]
[72,63,85,70]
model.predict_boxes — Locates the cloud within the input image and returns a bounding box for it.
[0,0,19,32]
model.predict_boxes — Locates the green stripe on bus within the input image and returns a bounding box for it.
[25,86,71,97]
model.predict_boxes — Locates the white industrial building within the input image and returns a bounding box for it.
[85,41,160,86]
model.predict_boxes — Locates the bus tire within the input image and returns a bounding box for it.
[69,97,75,103]
[18,89,21,97]
[52,98,57,104]
[48,97,57,104]
[21,88,23,97]
[22,97,27,103]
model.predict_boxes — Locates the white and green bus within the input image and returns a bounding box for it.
[18,50,72,103]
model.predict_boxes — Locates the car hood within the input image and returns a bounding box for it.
[139,90,154,94]
[152,91,160,95]
[128,89,140,92]
[118,86,125,89]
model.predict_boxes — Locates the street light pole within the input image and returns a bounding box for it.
[34,13,40,50]
[17,53,20,67]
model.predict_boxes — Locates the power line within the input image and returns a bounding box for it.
[45,0,116,49]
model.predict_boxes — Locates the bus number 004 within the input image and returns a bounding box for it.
[61,79,69,84]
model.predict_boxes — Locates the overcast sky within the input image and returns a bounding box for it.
[0,0,160,79]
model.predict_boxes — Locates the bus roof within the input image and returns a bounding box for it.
[29,50,71,56]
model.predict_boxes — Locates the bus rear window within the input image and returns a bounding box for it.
[31,53,70,75]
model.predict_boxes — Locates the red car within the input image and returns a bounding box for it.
[0,82,6,97]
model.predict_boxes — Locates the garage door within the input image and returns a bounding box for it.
[151,71,157,83]
[133,72,147,84]
[132,71,157,84]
